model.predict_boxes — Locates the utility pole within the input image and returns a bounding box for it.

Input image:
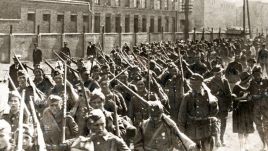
[184,0,190,40]
[243,0,246,37]
[182,0,192,41]
[246,0,251,38]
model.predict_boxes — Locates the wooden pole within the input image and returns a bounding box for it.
[246,0,251,38]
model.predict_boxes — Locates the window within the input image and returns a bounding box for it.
[57,14,64,22]
[150,17,154,32]
[134,15,139,33]
[83,15,89,22]
[172,17,176,32]
[165,17,169,32]
[125,15,130,33]
[115,15,121,33]
[158,17,162,32]
[164,0,168,10]
[27,13,35,21]
[106,0,111,6]
[150,0,154,9]
[94,14,100,33]
[134,0,140,8]
[155,0,161,9]
[142,17,146,32]
[141,0,146,8]
[125,0,130,7]
[43,14,50,22]
[71,15,77,22]
[95,0,100,5]
[105,15,111,33]
[115,0,120,6]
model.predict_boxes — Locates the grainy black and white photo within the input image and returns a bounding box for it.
[0,0,267,150]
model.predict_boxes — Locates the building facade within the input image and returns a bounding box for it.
[192,0,236,31]
[0,0,190,34]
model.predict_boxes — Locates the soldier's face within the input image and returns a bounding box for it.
[18,76,27,87]
[190,81,202,91]
[0,131,11,150]
[53,75,63,85]
[91,118,106,135]
[136,82,145,91]
[23,135,33,150]
[8,96,20,112]
[49,101,61,115]
[90,98,104,109]
[34,70,43,81]
[253,72,261,81]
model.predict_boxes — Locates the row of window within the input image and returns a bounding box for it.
[94,0,177,10]
[94,14,176,33]
[27,12,175,33]
[27,13,89,22]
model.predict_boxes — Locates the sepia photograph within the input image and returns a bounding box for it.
[0,0,268,150]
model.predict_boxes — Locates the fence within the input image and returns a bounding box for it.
[0,29,243,63]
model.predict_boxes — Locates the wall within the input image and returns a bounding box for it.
[0,31,240,63]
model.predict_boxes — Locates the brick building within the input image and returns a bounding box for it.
[0,0,190,33]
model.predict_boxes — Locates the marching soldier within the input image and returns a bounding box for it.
[65,109,130,151]
[8,55,27,90]
[41,95,78,145]
[129,80,149,127]
[3,91,30,132]
[33,67,54,95]
[247,66,268,150]
[205,66,232,146]
[178,74,219,151]
[134,101,196,151]
[49,70,79,111]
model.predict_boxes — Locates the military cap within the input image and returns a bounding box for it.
[52,69,64,77]
[190,73,204,82]
[252,66,262,74]
[8,91,21,101]
[211,66,224,73]
[87,109,105,124]
[247,58,257,63]
[47,95,62,104]
[148,101,164,114]
[17,70,27,77]
[33,67,44,75]
[90,89,105,102]
[239,72,251,82]
[92,64,100,71]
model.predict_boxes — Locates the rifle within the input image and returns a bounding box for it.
[12,52,45,103]
[29,98,47,151]
[44,59,57,73]
[16,90,25,151]
[52,50,67,143]
[53,50,92,113]
[109,71,149,107]
[60,51,78,65]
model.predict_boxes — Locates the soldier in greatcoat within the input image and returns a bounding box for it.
[178,74,219,151]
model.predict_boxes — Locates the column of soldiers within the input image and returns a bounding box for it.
[0,36,268,151]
